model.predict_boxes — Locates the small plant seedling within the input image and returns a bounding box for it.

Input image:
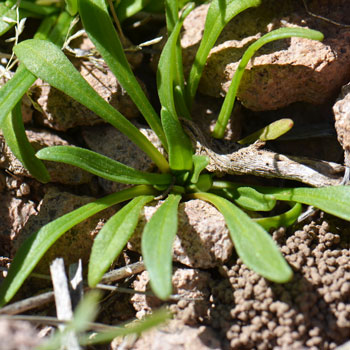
[1,0,350,307]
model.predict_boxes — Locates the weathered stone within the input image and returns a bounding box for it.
[117,320,222,350]
[82,123,165,193]
[14,187,116,273]
[129,199,233,269]
[0,129,93,185]
[180,1,350,111]
[0,192,36,241]
[333,83,350,165]
[131,268,211,324]
[0,319,41,350]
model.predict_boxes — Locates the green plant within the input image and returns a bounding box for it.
[0,0,350,306]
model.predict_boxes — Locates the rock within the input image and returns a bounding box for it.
[129,199,233,269]
[82,123,165,193]
[0,319,41,350]
[333,83,350,165]
[14,187,116,274]
[0,129,93,185]
[117,320,222,350]
[31,58,140,131]
[0,192,37,241]
[131,268,211,324]
[180,1,350,111]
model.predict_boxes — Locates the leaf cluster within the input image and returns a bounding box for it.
[0,0,349,308]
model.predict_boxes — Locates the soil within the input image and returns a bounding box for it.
[1,1,350,350]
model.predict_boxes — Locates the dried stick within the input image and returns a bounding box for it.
[183,120,345,187]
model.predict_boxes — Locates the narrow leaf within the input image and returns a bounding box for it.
[238,118,294,144]
[78,0,167,149]
[0,66,36,127]
[0,12,72,182]
[157,3,193,119]
[36,146,172,185]
[186,0,261,107]
[254,202,302,230]
[116,0,151,22]
[13,39,169,173]
[2,103,50,182]
[0,3,17,36]
[213,27,324,138]
[254,185,350,221]
[0,185,157,306]
[161,107,193,171]
[142,194,181,300]
[65,0,78,15]
[190,155,210,183]
[211,181,276,211]
[192,192,293,283]
[88,196,154,287]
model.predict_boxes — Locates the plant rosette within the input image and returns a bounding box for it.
[0,0,350,307]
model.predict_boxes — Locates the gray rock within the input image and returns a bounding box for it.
[181,2,350,111]
[0,129,93,185]
[0,319,41,350]
[0,192,36,241]
[333,83,350,165]
[129,199,233,269]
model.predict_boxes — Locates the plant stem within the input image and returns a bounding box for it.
[212,27,324,139]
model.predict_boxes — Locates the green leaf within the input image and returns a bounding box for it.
[0,12,72,182]
[0,3,16,36]
[116,0,151,22]
[45,10,73,48]
[165,0,178,33]
[0,185,157,306]
[18,1,59,16]
[0,66,36,127]
[2,103,50,183]
[192,192,293,283]
[13,39,169,173]
[164,1,191,120]
[254,185,350,221]
[187,174,213,192]
[78,0,167,150]
[88,196,154,287]
[157,3,193,120]
[157,4,193,119]
[238,118,294,144]
[0,12,72,127]
[254,202,302,230]
[161,107,193,171]
[142,194,181,300]
[185,0,261,107]
[65,0,78,15]
[213,27,324,138]
[211,181,276,211]
[36,146,172,185]
[190,155,209,183]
